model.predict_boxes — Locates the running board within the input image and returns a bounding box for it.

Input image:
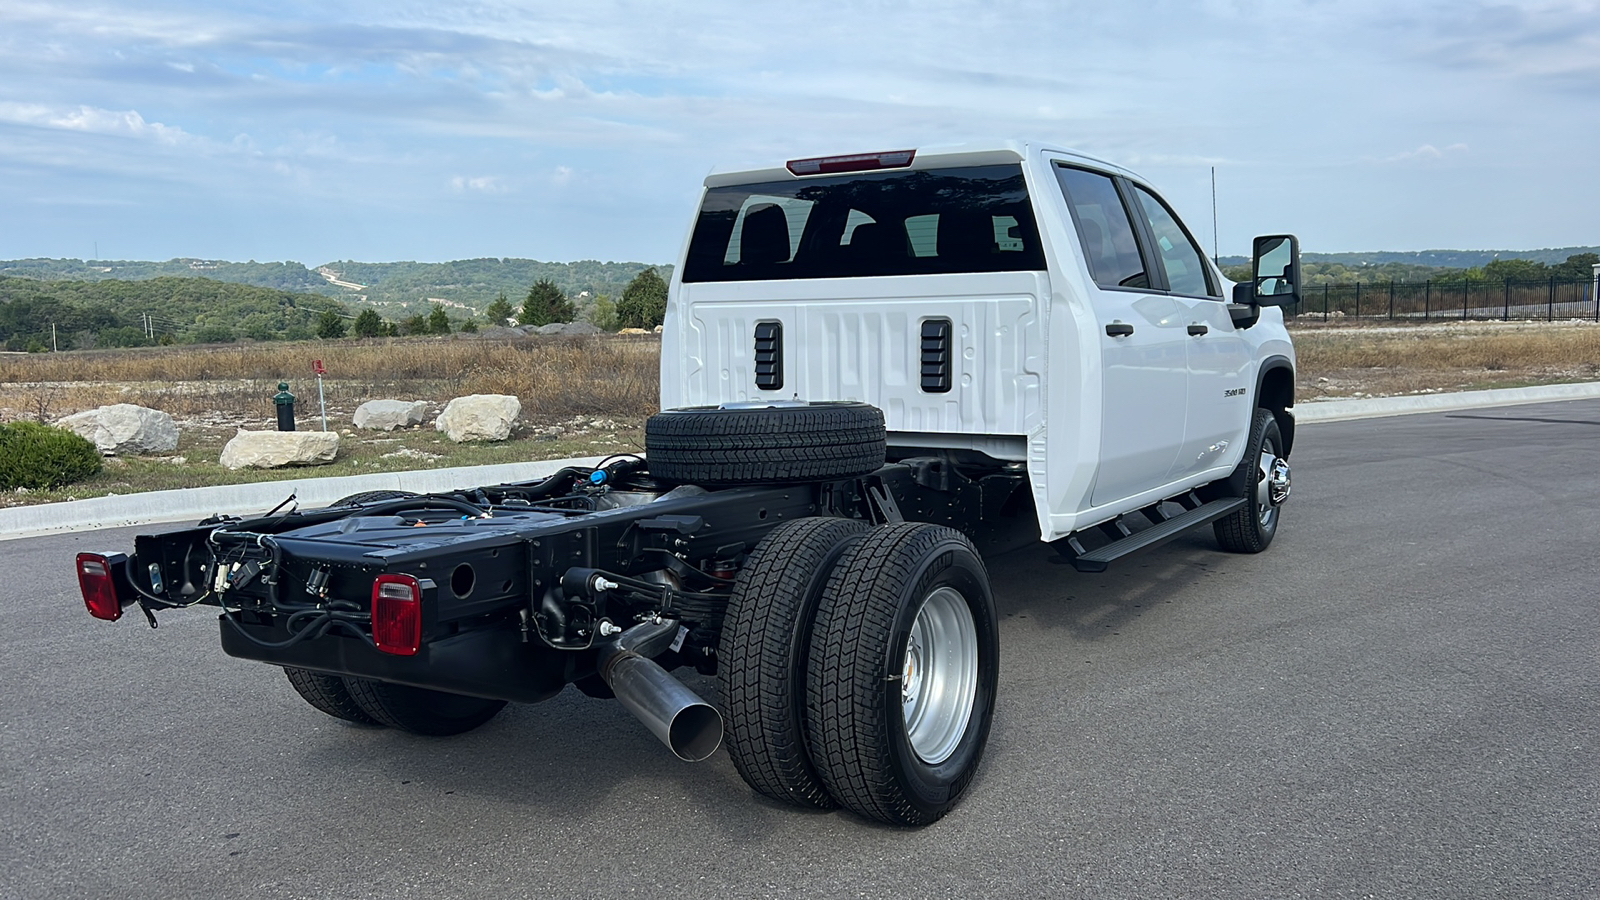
[1058,498,1246,573]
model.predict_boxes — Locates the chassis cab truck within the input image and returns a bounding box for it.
[76,141,1299,827]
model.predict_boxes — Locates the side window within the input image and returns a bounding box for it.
[1132,186,1218,298]
[1053,165,1148,290]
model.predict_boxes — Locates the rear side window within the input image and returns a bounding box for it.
[1132,185,1218,298]
[1053,165,1148,290]
[682,165,1045,282]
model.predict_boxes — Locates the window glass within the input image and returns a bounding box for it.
[721,195,813,265]
[840,209,875,244]
[1053,165,1148,290]
[1133,186,1217,298]
[682,165,1045,282]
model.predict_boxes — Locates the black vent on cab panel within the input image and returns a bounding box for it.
[920,318,952,393]
[754,321,783,391]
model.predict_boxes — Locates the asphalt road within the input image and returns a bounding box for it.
[3,401,1597,900]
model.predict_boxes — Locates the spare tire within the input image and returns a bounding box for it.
[645,402,885,486]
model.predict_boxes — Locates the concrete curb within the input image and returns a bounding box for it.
[0,456,605,542]
[1295,380,1600,423]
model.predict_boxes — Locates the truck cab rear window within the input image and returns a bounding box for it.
[682,165,1045,282]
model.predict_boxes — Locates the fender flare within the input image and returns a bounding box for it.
[1255,355,1296,455]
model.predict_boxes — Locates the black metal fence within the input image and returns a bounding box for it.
[1285,279,1598,321]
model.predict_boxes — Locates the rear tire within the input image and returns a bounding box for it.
[342,678,507,736]
[283,667,383,726]
[805,523,999,826]
[719,517,870,809]
[645,402,885,485]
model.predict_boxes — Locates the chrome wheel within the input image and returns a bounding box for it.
[901,586,979,765]
[1255,451,1292,528]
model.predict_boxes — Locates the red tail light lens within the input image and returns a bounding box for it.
[372,574,422,656]
[77,552,128,621]
[786,150,915,176]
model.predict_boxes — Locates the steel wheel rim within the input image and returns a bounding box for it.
[901,586,979,765]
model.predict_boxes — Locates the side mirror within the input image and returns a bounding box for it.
[1234,234,1301,307]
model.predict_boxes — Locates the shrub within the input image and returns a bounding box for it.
[0,421,103,490]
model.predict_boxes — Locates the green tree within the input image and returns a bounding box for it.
[190,324,236,344]
[427,304,452,335]
[400,314,428,335]
[1554,253,1600,281]
[352,308,385,339]
[1483,258,1547,283]
[483,291,515,327]
[616,268,668,329]
[460,317,479,333]
[521,279,574,327]
[588,294,619,331]
[315,309,347,339]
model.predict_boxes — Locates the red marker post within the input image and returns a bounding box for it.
[313,359,328,431]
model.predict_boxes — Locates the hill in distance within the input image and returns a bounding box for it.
[1217,246,1600,269]
[0,257,674,318]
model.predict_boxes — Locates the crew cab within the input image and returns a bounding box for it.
[76,140,1300,826]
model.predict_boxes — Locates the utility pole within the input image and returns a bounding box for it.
[1210,166,1219,265]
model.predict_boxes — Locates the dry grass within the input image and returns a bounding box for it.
[0,334,662,422]
[5,322,1600,506]
[1292,320,1600,399]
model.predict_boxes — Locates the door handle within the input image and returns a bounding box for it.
[1105,323,1134,337]
[1187,324,1209,336]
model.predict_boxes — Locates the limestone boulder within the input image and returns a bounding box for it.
[57,404,178,455]
[435,394,520,442]
[219,430,340,470]
[533,321,603,336]
[353,399,429,431]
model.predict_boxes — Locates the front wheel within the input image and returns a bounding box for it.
[1213,408,1291,553]
[805,523,998,826]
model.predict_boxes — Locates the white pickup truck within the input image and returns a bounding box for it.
[655,140,1299,822]
[77,140,1299,830]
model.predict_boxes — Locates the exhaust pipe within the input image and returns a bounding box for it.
[599,620,724,762]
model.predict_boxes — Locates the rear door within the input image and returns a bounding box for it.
[1053,164,1189,507]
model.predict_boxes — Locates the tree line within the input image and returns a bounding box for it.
[0,256,676,312]
[1222,253,1599,287]
[0,268,672,352]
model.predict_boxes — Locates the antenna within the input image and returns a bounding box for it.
[1210,167,1219,265]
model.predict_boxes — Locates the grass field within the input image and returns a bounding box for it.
[4,320,1598,506]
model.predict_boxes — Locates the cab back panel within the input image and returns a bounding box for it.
[661,272,1047,441]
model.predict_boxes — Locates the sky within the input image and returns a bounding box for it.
[1,0,1597,266]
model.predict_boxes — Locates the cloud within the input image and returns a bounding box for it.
[1380,143,1470,164]
[449,175,508,193]
[1404,1,1600,88]
[0,102,196,145]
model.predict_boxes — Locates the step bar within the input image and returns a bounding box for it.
[1056,497,1247,573]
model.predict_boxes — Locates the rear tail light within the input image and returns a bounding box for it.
[77,552,131,621]
[372,574,422,656]
[786,150,915,176]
